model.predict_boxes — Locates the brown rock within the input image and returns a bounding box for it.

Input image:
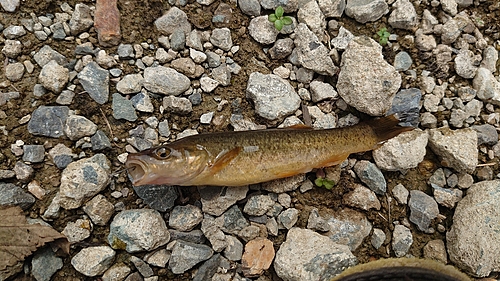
[95,0,121,47]
[241,238,275,277]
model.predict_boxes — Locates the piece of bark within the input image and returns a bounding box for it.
[0,206,69,280]
[95,0,121,47]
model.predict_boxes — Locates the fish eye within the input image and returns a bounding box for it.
[154,147,170,159]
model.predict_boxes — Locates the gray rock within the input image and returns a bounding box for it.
[345,0,388,23]
[144,249,171,268]
[200,76,219,93]
[429,168,446,188]
[210,28,232,51]
[112,93,138,122]
[5,62,24,82]
[447,180,500,277]
[13,161,34,182]
[473,68,500,105]
[415,29,437,51]
[324,208,372,251]
[274,228,358,281]
[50,22,66,40]
[158,120,171,138]
[56,90,75,105]
[238,0,260,16]
[408,190,439,233]
[78,61,110,104]
[169,240,214,274]
[143,66,190,96]
[22,145,45,163]
[307,208,330,232]
[116,74,144,94]
[28,106,69,138]
[31,247,63,281]
[330,26,354,50]
[169,205,203,232]
[392,183,409,204]
[64,115,98,140]
[83,194,114,226]
[278,208,299,229]
[169,229,206,244]
[441,18,462,44]
[472,124,499,146]
[0,183,35,210]
[189,48,206,63]
[108,209,170,253]
[294,24,337,76]
[170,29,186,51]
[192,254,226,281]
[206,51,221,68]
[0,91,20,106]
[34,45,68,67]
[117,44,134,59]
[309,81,337,102]
[163,95,192,115]
[455,49,479,79]
[353,160,386,194]
[269,38,294,60]
[267,217,279,236]
[246,72,300,121]
[394,51,412,71]
[71,246,115,277]
[130,256,153,278]
[432,184,463,208]
[154,7,191,36]
[69,4,93,35]
[343,184,381,210]
[223,236,243,261]
[2,39,22,58]
[243,195,275,216]
[62,218,92,243]
[0,0,19,12]
[441,0,457,15]
[480,46,498,73]
[58,154,111,209]
[201,214,228,252]
[218,205,249,235]
[371,228,386,249]
[388,0,417,30]
[90,130,112,151]
[297,0,326,37]
[318,0,345,17]
[102,263,131,281]
[386,88,421,127]
[3,25,26,39]
[48,144,74,169]
[187,31,203,51]
[428,127,478,173]
[248,16,279,45]
[130,91,154,113]
[262,174,305,193]
[337,36,401,116]
[392,224,412,257]
[133,185,178,212]
[200,186,248,216]
[373,129,428,171]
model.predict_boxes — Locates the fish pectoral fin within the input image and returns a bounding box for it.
[317,153,350,168]
[209,147,242,173]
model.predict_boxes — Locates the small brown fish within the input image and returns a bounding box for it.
[125,114,413,186]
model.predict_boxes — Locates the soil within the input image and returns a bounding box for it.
[2,0,500,280]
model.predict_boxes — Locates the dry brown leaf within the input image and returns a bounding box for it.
[0,206,69,280]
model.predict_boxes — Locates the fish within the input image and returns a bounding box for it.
[125,114,413,187]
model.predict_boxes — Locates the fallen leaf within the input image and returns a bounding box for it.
[0,206,69,280]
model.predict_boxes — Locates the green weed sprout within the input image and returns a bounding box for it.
[268,6,293,31]
[377,27,390,45]
[314,177,336,190]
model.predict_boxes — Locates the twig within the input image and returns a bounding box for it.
[477,162,496,167]
[377,212,388,222]
[99,107,117,145]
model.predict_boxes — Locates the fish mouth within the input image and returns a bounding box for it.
[125,160,147,185]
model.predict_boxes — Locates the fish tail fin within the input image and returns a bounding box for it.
[365,114,414,144]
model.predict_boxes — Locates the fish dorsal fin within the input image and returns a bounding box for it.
[209,147,242,173]
[287,124,313,129]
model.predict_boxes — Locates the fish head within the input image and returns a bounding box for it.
[125,144,209,186]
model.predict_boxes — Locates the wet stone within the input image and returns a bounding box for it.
[91,130,112,151]
[408,190,439,233]
[169,240,214,274]
[353,160,386,195]
[112,93,138,122]
[77,61,110,104]
[392,224,413,257]
[0,183,35,210]
[133,184,178,212]
[27,106,69,138]
[108,209,170,253]
[22,145,45,163]
[83,194,115,226]
[71,246,115,277]
[169,204,203,232]
[31,247,63,281]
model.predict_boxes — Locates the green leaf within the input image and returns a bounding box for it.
[276,6,284,18]
[323,180,335,190]
[282,16,293,26]
[377,27,387,37]
[380,37,388,45]
[314,178,324,187]
[275,19,284,31]
[268,14,277,22]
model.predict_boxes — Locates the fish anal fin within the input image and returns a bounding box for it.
[287,124,313,129]
[316,153,350,168]
[210,147,242,173]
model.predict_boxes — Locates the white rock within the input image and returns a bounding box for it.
[309,80,337,102]
[38,60,69,94]
[428,127,478,173]
[248,16,279,45]
[71,246,115,277]
[388,0,418,30]
[473,67,500,105]
[392,225,412,257]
